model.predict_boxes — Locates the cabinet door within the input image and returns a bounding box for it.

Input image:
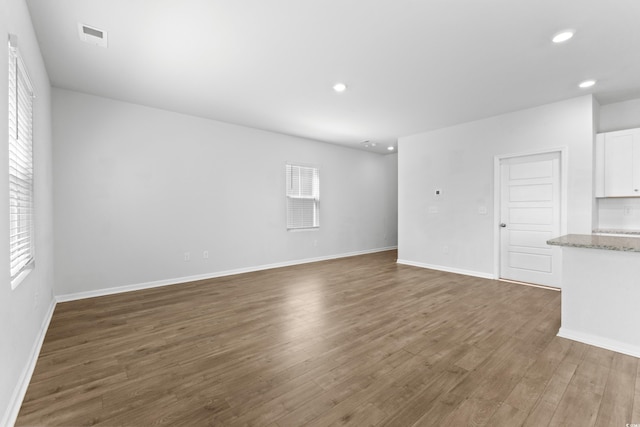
[604,129,640,197]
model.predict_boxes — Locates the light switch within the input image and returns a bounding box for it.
[478,206,487,215]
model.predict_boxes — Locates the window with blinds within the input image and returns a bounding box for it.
[286,163,319,230]
[8,36,35,287]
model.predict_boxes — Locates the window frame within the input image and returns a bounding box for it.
[285,163,320,231]
[8,35,35,289]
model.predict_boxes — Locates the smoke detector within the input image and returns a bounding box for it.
[78,23,108,48]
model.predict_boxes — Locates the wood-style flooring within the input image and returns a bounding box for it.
[16,250,640,426]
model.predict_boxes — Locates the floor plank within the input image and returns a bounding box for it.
[594,352,637,427]
[15,250,640,426]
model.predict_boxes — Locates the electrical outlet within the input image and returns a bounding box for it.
[624,206,633,216]
[203,250,209,259]
[443,246,449,254]
[428,206,438,214]
[184,252,190,262]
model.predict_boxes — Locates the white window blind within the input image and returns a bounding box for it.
[286,163,319,230]
[8,36,35,286]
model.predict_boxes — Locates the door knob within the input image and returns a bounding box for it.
[500,223,507,228]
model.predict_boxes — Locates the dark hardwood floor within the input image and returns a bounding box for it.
[16,250,640,426]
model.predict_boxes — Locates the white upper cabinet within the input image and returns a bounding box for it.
[595,128,640,197]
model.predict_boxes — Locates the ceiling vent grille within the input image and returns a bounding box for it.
[78,23,108,48]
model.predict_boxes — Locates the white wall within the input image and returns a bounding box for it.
[0,0,55,425]
[53,88,398,296]
[599,98,640,132]
[398,95,594,277]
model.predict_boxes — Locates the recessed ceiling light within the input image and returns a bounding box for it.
[579,79,596,89]
[552,30,575,43]
[387,146,395,151]
[333,83,347,93]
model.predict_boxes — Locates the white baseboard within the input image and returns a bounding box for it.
[558,327,640,359]
[396,259,495,280]
[57,246,398,303]
[2,298,57,427]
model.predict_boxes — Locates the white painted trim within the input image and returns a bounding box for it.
[56,247,398,302]
[558,327,640,359]
[497,278,560,292]
[493,156,501,279]
[2,298,57,427]
[493,147,569,282]
[396,259,495,280]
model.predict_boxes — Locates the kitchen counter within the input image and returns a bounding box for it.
[549,233,640,358]
[592,228,640,236]
[547,233,640,252]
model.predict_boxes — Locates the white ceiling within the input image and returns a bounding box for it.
[25,0,640,154]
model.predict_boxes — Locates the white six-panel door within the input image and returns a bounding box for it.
[499,152,561,287]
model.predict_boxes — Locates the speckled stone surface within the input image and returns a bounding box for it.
[547,234,640,252]
[593,229,640,236]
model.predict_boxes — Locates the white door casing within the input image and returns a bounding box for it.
[499,152,562,287]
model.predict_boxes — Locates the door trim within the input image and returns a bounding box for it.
[493,147,568,282]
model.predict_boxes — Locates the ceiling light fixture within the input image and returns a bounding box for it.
[333,83,347,93]
[579,79,596,89]
[552,30,575,43]
[387,146,395,151]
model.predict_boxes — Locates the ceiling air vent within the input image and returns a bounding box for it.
[78,23,108,48]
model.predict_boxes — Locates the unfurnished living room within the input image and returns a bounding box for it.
[3,0,640,426]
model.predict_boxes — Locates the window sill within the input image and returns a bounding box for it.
[287,227,320,232]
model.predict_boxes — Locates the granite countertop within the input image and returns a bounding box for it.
[593,229,640,236]
[547,234,640,252]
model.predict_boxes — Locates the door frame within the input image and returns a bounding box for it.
[493,147,568,282]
